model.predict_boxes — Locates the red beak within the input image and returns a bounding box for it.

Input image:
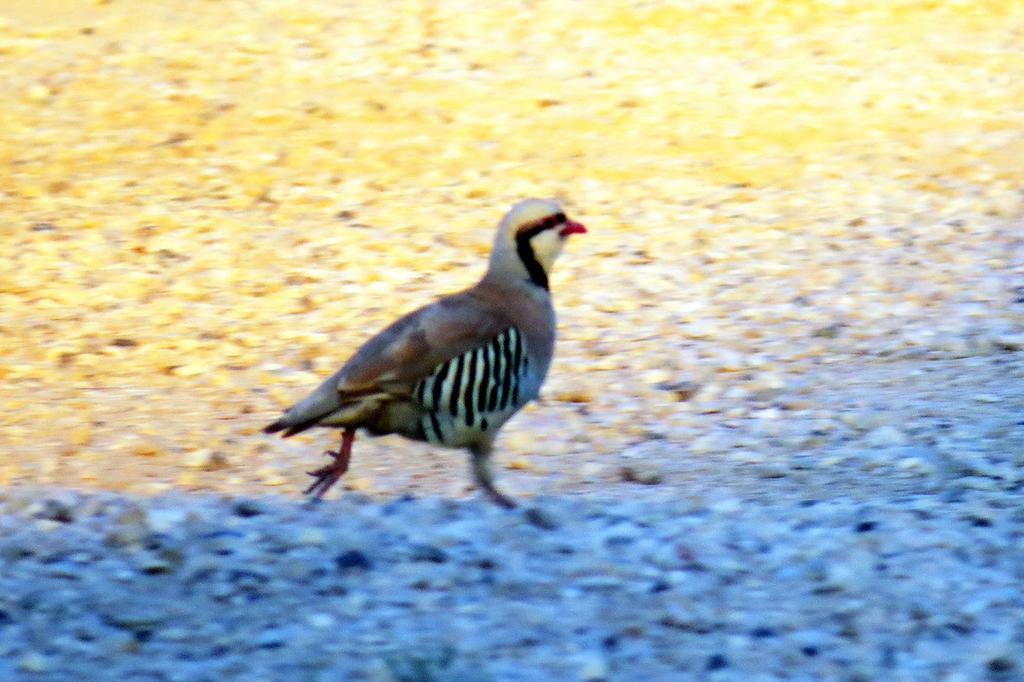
[559,220,587,236]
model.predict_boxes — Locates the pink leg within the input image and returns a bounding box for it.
[304,429,355,498]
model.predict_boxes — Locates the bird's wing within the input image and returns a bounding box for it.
[336,290,514,398]
[264,289,513,436]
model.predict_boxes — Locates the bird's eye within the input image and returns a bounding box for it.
[540,213,566,229]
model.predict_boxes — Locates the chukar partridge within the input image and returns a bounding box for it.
[263,198,586,508]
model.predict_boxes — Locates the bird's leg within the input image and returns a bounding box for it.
[470,445,517,509]
[304,428,355,498]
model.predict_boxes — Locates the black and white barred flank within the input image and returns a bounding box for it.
[413,326,529,445]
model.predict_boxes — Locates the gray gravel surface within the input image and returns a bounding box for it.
[2,472,1022,681]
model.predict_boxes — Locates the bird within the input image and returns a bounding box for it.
[263,198,587,508]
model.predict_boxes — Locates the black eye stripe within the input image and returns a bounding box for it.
[518,212,568,239]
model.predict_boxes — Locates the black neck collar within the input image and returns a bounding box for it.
[513,213,566,291]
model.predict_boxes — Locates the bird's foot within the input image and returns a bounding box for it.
[303,449,349,498]
[482,483,517,509]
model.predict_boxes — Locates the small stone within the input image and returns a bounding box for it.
[335,549,371,572]
[896,456,935,475]
[642,369,673,385]
[749,373,786,401]
[409,544,447,563]
[655,380,700,401]
[809,417,835,434]
[104,506,150,547]
[811,323,843,338]
[755,462,788,479]
[105,605,167,629]
[553,387,594,403]
[307,612,335,629]
[620,464,662,485]
[17,653,48,673]
[159,627,191,642]
[121,435,165,458]
[27,84,51,101]
[988,655,1016,674]
[256,626,290,649]
[33,497,75,523]
[840,411,885,431]
[33,518,64,532]
[146,508,187,533]
[137,555,177,574]
[992,334,1024,351]
[710,497,742,513]
[345,476,374,492]
[689,433,727,454]
[295,527,326,546]
[865,425,907,448]
[257,465,287,486]
[572,651,609,681]
[233,499,264,517]
[183,448,229,470]
[706,653,729,671]
[68,425,93,446]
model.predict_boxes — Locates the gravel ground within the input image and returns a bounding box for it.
[1,461,1022,681]
[2,1,1024,679]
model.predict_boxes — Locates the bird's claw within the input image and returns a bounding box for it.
[303,449,346,498]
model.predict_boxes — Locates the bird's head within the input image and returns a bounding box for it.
[487,198,586,291]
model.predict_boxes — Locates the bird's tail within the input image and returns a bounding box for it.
[262,376,344,437]
[262,413,323,438]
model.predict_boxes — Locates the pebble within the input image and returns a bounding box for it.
[864,425,908,448]
[992,334,1024,351]
[689,433,728,455]
[571,652,610,680]
[104,604,168,629]
[307,612,336,629]
[335,549,372,572]
[710,497,743,514]
[147,507,188,533]
[16,653,48,673]
[136,553,179,574]
[619,464,664,485]
[293,527,326,546]
[754,462,788,479]
[840,411,888,431]
[183,448,229,470]
[257,465,288,486]
[104,507,151,547]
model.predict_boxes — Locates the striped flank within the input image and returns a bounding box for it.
[413,327,528,444]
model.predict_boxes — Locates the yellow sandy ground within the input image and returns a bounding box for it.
[1,0,1022,498]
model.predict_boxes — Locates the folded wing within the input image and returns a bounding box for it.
[263,291,512,437]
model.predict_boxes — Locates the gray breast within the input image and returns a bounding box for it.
[413,326,530,447]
